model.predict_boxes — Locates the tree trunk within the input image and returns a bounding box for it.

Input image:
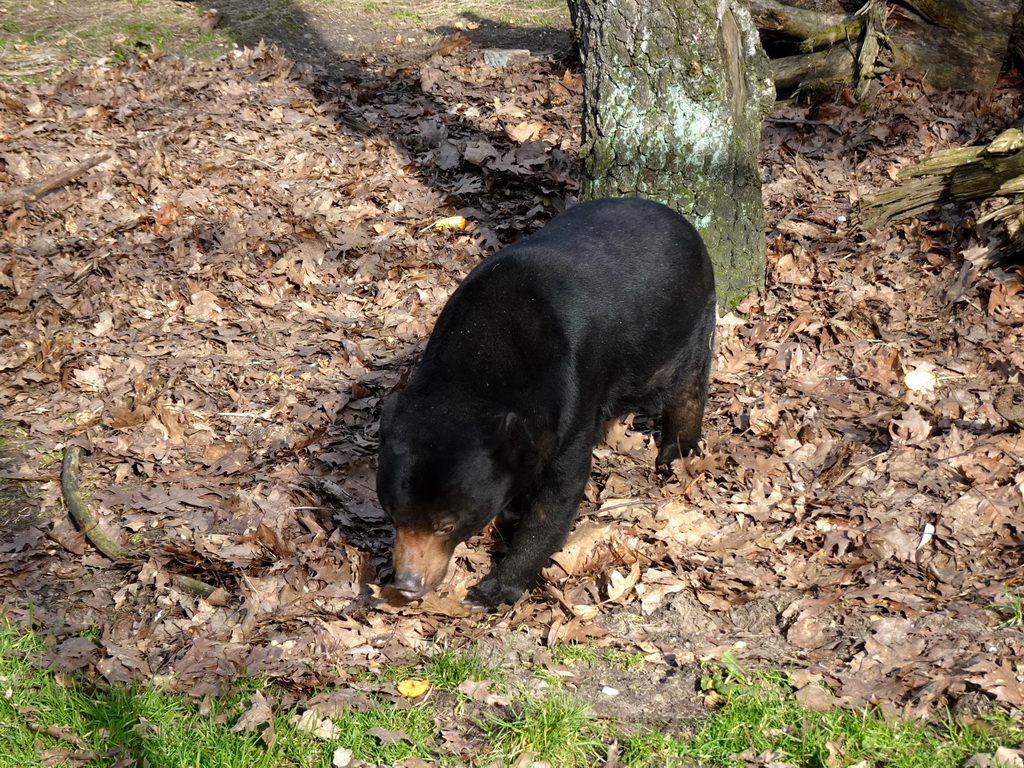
[568,0,776,309]
[891,0,1018,93]
[749,0,1021,95]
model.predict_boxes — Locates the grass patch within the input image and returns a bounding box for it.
[0,0,572,84]
[550,641,600,665]
[481,692,606,768]
[420,640,503,691]
[2,619,1023,767]
[0,0,224,82]
[367,638,504,694]
[0,618,441,767]
[990,590,1024,627]
[549,641,645,671]
[620,665,1024,768]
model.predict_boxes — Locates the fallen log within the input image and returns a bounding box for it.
[771,44,856,93]
[855,128,1024,230]
[754,0,885,97]
[749,0,852,42]
[856,128,1024,299]
[749,0,1020,95]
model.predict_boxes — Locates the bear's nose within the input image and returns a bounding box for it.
[392,571,426,600]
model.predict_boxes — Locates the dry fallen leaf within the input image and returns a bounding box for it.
[606,560,641,604]
[2,19,1024,728]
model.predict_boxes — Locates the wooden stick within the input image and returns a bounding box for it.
[61,446,228,603]
[0,152,112,208]
[172,574,230,606]
[61,445,128,560]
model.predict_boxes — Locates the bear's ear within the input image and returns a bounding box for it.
[496,411,535,467]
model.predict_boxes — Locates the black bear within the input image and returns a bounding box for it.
[376,197,716,610]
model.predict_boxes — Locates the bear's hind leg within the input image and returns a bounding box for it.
[655,331,713,470]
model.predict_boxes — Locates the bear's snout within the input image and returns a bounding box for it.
[391,528,456,601]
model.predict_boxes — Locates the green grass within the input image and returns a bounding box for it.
[990,590,1024,627]
[481,692,606,768]
[0,0,229,83]
[604,648,646,671]
[550,641,600,665]
[549,641,645,671]
[420,640,503,691]
[0,420,28,449]
[620,668,1024,768]
[0,620,439,767]
[366,638,504,694]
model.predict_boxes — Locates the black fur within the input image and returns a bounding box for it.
[376,197,716,609]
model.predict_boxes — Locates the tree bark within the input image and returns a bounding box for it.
[891,0,1018,93]
[568,0,776,308]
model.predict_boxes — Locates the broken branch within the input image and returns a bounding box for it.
[856,129,1024,230]
[0,152,112,208]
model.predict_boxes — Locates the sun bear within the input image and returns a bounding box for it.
[376,197,716,610]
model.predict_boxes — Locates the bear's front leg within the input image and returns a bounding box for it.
[466,439,593,611]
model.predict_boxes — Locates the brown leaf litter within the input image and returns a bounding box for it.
[1,41,1023,721]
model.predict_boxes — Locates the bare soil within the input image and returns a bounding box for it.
[1,0,1023,753]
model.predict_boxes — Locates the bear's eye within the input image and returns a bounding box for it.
[435,521,456,537]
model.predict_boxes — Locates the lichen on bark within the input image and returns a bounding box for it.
[569,0,775,309]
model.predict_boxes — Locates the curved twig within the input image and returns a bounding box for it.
[61,445,228,604]
[61,445,128,559]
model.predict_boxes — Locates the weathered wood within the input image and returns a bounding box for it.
[854,175,948,230]
[749,0,1022,94]
[800,19,863,53]
[855,0,885,98]
[856,129,1024,229]
[771,44,856,92]
[890,0,1018,92]
[899,146,986,178]
[748,0,851,41]
[568,0,775,307]
[0,152,112,208]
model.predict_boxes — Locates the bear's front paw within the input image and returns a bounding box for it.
[465,577,526,613]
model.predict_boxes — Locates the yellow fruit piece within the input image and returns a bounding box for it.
[903,369,938,393]
[432,216,467,230]
[396,678,431,697]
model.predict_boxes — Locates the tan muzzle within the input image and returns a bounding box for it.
[391,528,457,600]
